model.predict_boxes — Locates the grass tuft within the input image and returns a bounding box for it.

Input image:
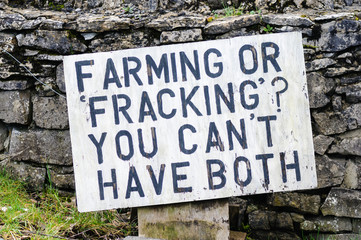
[0,171,136,239]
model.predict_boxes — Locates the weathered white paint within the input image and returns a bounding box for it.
[64,32,317,212]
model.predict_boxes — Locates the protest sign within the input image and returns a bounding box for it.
[64,32,317,212]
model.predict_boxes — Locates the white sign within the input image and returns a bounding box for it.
[64,32,317,212]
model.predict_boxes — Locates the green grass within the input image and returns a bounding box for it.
[261,24,274,33]
[207,5,262,23]
[223,5,244,17]
[48,2,64,11]
[0,171,135,239]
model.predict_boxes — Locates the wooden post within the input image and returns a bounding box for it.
[138,199,229,240]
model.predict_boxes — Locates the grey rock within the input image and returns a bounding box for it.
[66,15,130,32]
[0,80,33,90]
[48,169,75,190]
[313,135,334,155]
[314,12,354,22]
[33,65,56,79]
[305,0,334,9]
[0,121,7,151]
[342,160,361,189]
[73,0,82,9]
[254,0,269,11]
[318,20,361,52]
[204,14,260,35]
[315,155,345,188]
[0,90,30,124]
[0,56,19,79]
[89,31,149,52]
[301,220,317,231]
[328,137,361,156]
[321,53,334,58]
[166,0,198,9]
[32,95,69,129]
[19,17,44,30]
[343,103,361,129]
[154,0,168,10]
[12,8,62,20]
[290,212,305,223]
[303,48,316,61]
[0,55,42,80]
[39,19,64,30]
[5,161,46,191]
[312,111,347,135]
[56,63,66,93]
[8,128,72,166]
[147,13,206,31]
[216,28,258,39]
[340,75,361,85]
[36,67,57,80]
[34,54,64,61]
[336,82,361,103]
[274,25,295,33]
[344,0,353,6]
[0,11,27,30]
[321,188,361,218]
[300,216,352,232]
[305,58,336,72]
[248,210,270,230]
[149,0,158,12]
[0,32,16,52]
[251,231,301,240]
[293,0,304,8]
[249,211,294,230]
[336,52,353,59]
[160,29,202,44]
[23,49,39,56]
[17,30,87,54]
[130,17,150,29]
[246,204,258,214]
[81,32,97,41]
[262,14,314,27]
[307,72,335,108]
[248,209,299,238]
[310,234,361,240]
[206,0,239,8]
[325,66,361,77]
[274,25,313,37]
[332,95,343,112]
[86,0,105,8]
[338,128,361,139]
[255,0,293,12]
[268,192,320,215]
[34,77,60,97]
[275,212,294,230]
[101,0,124,9]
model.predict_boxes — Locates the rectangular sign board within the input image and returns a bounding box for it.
[64,32,317,212]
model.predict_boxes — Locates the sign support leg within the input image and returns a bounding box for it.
[138,199,230,240]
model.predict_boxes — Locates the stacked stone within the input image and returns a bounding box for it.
[0,0,360,239]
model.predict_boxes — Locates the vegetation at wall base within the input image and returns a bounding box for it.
[0,171,136,239]
[48,2,65,11]
[261,24,274,33]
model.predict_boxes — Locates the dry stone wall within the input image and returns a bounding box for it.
[0,0,360,239]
